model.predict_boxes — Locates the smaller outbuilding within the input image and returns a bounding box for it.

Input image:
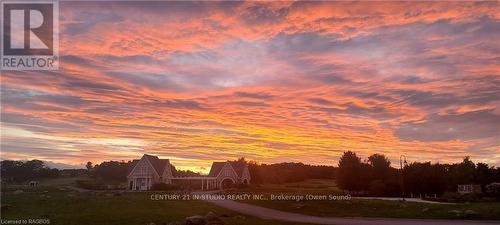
[458,184,481,194]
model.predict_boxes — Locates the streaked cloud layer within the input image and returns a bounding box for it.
[1,2,499,171]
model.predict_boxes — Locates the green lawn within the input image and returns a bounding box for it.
[1,187,310,225]
[240,198,500,220]
[4,178,499,224]
[36,176,93,186]
[230,179,500,220]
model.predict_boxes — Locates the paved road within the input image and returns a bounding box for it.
[206,199,499,225]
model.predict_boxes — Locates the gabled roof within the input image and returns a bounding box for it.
[128,154,170,176]
[229,161,247,177]
[144,154,170,175]
[208,162,226,177]
[208,161,247,177]
[127,160,140,175]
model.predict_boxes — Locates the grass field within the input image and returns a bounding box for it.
[3,178,500,224]
[240,198,500,220]
[232,179,500,220]
[1,177,310,225]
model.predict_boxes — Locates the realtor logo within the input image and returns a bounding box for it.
[1,1,59,70]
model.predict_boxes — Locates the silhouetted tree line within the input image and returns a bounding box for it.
[4,155,499,197]
[92,161,130,181]
[0,159,203,183]
[90,161,201,182]
[246,160,336,184]
[337,151,500,197]
[0,160,60,182]
[172,166,202,177]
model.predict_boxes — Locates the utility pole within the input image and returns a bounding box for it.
[400,155,407,201]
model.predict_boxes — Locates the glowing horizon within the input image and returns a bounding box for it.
[1,1,499,172]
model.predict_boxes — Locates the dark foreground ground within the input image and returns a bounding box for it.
[2,178,499,225]
[1,187,309,225]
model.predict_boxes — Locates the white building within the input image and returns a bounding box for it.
[458,184,482,194]
[207,161,251,189]
[127,154,251,191]
[127,154,173,191]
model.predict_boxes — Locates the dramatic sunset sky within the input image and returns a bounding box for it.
[1,1,499,172]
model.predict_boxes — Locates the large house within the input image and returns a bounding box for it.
[127,154,250,191]
[208,161,251,189]
[127,154,174,191]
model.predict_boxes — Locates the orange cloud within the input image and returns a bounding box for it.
[1,2,499,169]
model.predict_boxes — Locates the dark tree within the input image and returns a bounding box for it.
[247,160,263,184]
[93,161,130,181]
[245,161,335,184]
[474,163,494,187]
[404,162,447,196]
[368,154,391,181]
[455,156,476,184]
[337,151,366,191]
[0,160,59,182]
[86,162,93,172]
[495,167,500,182]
